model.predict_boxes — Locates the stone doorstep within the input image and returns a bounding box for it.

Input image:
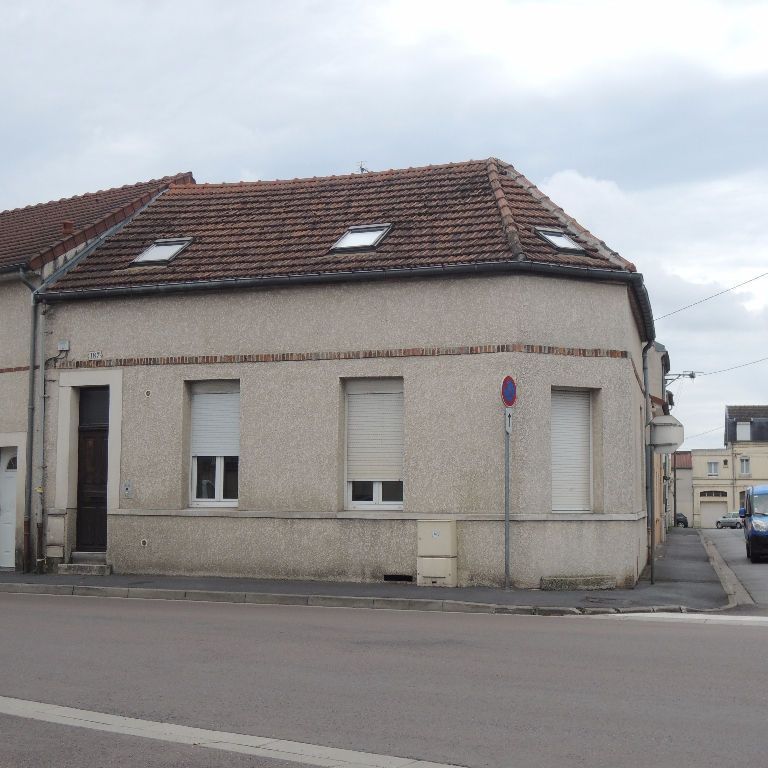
[57,563,112,576]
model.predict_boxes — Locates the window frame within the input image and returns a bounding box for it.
[190,455,239,507]
[736,421,751,441]
[331,224,392,252]
[345,480,404,510]
[535,228,585,253]
[132,237,193,265]
[740,456,751,476]
[707,461,719,477]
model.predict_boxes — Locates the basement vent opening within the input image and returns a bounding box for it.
[383,574,413,582]
[132,237,193,265]
[535,228,584,252]
[331,224,391,251]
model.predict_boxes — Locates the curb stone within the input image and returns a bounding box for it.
[699,531,755,608]
[442,601,495,614]
[0,582,74,596]
[127,588,186,600]
[307,595,375,609]
[185,590,246,603]
[535,606,581,616]
[73,586,129,598]
[495,605,535,615]
[0,581,711,616]
[245,593,309,606]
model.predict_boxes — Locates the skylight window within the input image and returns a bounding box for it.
[536,229,584,252]
[332,224,391,250]
[132,237,192,264]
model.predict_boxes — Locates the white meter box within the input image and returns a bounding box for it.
[417,520,457,558]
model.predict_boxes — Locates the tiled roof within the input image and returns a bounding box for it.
[673,451,692,470]
[0,173,195,273]
[49,159,635,293]
[726,405,768,420]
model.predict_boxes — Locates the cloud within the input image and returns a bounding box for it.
[540,168,768,447]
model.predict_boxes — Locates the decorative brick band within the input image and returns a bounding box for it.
[0,365,30,375]
[53,343,628,371]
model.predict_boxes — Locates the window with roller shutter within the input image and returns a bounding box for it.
[551,389,592,512]
[345,378,404,509]
[189,380,240,505]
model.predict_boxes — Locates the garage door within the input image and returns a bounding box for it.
[699,501,728,528]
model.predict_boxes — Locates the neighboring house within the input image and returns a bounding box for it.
[672,451,693,523]
[690,405,768,527]
[0,173,194,569]
[29,158,670,589]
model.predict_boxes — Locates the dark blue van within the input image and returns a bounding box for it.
[739,486,768,563]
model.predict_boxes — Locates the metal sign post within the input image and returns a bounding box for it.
[501,377,517,590]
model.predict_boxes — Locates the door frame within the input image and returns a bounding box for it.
[53,370,122,560]
[0,433,25,570]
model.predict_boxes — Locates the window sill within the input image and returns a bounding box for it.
[345,505,404,512]
[189,501,238,509]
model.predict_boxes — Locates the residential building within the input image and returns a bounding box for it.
[0,174,194,569]
[27,158,667,588]
[689,406,768,527]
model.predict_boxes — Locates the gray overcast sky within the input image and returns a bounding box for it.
[2,0,766,448]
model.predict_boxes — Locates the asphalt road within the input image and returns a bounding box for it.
[705,527,768,604]
[1,593,766,768]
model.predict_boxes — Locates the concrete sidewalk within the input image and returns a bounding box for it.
[0,528,729,615]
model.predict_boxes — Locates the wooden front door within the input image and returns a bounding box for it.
[76,388,109,551]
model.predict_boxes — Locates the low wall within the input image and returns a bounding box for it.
[104,513,646,588]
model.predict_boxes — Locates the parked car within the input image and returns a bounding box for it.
[674,512,688,528]
[716,511,743,529]
[740,486,768,563]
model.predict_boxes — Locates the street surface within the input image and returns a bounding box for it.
[1,593,766,768]
[705,527,768,605]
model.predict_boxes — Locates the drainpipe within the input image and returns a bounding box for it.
[642,341,655,584]
[18,270,39,572]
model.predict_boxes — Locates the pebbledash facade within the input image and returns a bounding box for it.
[0,173,194,571]
[36,159,665,588]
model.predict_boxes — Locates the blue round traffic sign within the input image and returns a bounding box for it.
[501,376,517,407]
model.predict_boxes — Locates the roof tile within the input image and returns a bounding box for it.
[50,159,634,293]
[0,173,195,272]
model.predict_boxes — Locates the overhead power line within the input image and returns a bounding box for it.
[684,425,722,440]
[654,271,768,321]
[698,355,768,377]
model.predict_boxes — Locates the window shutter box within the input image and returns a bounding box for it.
[346,379,404,482]
[551,389,591,511]
[190,382,240,457]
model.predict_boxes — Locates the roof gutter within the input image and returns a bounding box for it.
[41,259,656,341]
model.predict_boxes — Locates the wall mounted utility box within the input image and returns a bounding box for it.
[417,520,458,586]
[417,520,457,557]
[417,556,457,586]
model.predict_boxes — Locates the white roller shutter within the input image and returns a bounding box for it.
[346,379,404,482]
[551,389,592,511]
[190,381,240,457]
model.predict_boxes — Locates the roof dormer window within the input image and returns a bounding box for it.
[132,237,192,265]
[331,224,391,251]
[535,228,584,252]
